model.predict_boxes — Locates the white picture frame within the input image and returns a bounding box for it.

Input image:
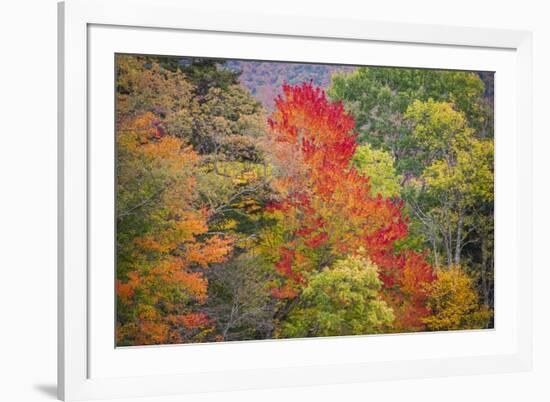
[58,0,533,400]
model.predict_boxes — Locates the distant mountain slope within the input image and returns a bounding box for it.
[225,60,355,111]
[225,60,493,113]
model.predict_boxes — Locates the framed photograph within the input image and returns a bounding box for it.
[58,0,533,400]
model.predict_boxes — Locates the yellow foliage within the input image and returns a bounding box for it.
[423,266,491,331]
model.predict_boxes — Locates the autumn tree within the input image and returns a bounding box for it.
[114,55,495,343]
[203,253,277,341]
[116,55,195,128]
[404,100,494,268]
[116,113,233,345]
[176,58,240,97]
[422,266,492,331]
[116,55,277,344]
[263,83,435,331]
[279,256,394,338]
[329,65,494,312]
[116,54,267,158]
[328,67,491,176]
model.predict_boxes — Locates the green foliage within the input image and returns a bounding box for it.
[405,99,474,164]
[328,67,490,175]
[192,84,267,155]
[404,100,494,268]
[423,137,494,204]
[279,256,394,338]
[405,99,494,205]
[178,58,240,97]
[352,144,402,198]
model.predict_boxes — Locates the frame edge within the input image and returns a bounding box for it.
[58,0,534,399]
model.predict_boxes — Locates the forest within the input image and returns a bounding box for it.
[115,55,494,346]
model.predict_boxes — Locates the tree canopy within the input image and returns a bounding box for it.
[115,55,494,345]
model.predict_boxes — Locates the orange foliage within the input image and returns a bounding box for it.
[116,113,233,345]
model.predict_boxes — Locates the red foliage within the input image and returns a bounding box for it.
[268,82,358,174]
[272,246,305,289]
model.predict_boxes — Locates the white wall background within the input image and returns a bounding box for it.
[0,0,547,401]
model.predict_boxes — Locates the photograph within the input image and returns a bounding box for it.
[4,0,548,401]
[114,54,495,347]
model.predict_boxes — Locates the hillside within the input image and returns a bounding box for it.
[225,60,493,112]
[225,60,355,110]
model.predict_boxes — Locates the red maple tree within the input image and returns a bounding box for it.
[266,83,435,330]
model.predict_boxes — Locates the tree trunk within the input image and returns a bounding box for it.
[480,233,490,306]
[454,209,464,266]
[431,233,439,268]
[442,225,452,268]
[274,296,300,322]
